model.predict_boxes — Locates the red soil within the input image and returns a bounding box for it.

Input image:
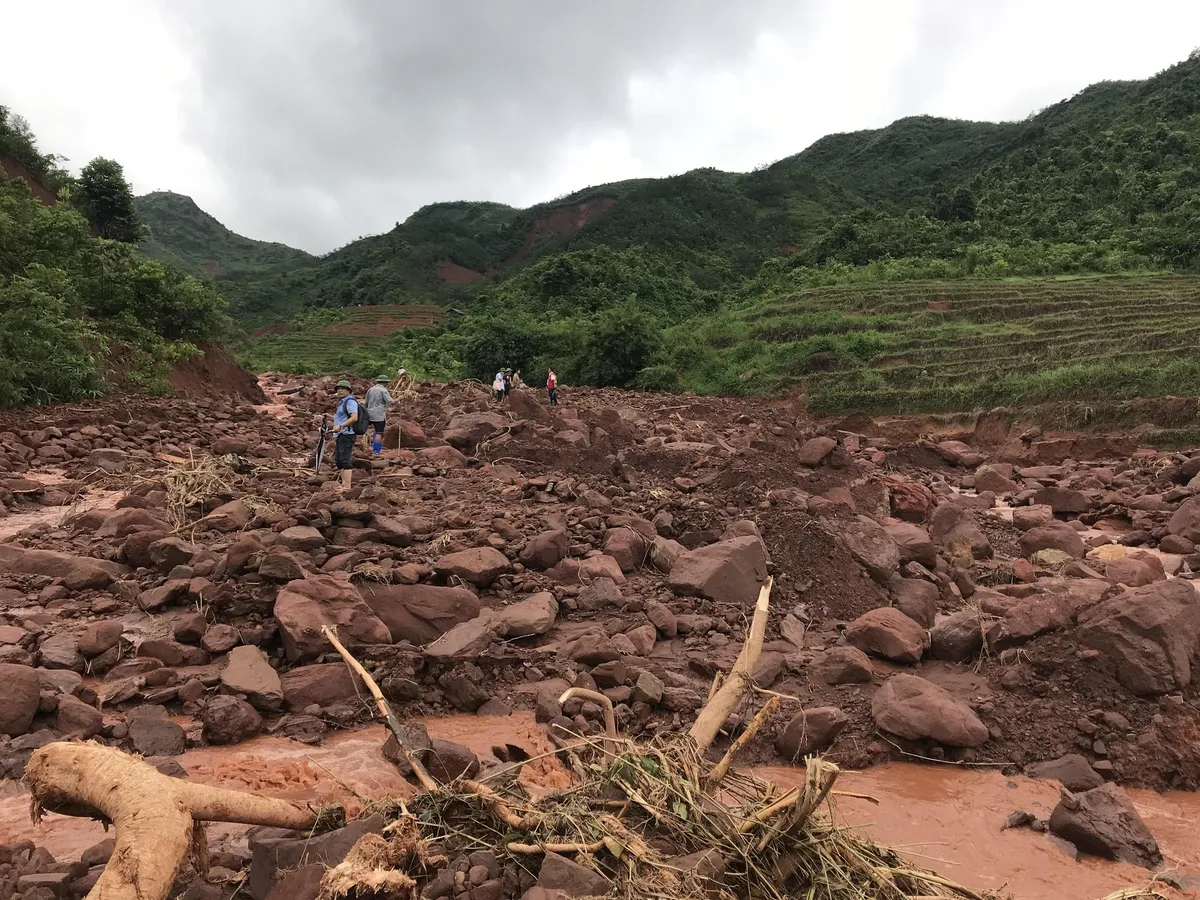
[168,341,267,403]
[506,196,615,264]
[251,322,290,338]
[437,260,484,284]
[0,153,60,208]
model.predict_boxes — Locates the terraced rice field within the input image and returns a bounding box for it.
[724,275,1200,414]
[318,304,441,337]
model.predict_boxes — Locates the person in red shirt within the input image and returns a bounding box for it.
[546,369,558,406]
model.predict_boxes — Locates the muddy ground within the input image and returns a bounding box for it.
[3,366,1200,898]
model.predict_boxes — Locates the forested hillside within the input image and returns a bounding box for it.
[0,109,229,407]
[140,52,1200,414]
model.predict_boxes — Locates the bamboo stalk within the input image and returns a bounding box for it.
[689,577,773,753]
[320,625,437,792]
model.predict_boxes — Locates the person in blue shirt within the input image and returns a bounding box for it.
[332,379,359,491]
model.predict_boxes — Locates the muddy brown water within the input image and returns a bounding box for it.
[2,713,1198,898]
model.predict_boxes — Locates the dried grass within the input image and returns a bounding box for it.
[362,735,1000,900]
[161,452,236,529]
[352,562,393,584]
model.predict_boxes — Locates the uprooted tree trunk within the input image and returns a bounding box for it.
[25,741,322,900]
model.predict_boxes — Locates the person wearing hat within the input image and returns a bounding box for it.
[364,375,395,455]
[332,380,360,491]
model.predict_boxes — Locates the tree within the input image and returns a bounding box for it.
[578,301,663,388]
[74,157,144,243]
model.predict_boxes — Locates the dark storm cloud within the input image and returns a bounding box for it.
[162,0,809,251]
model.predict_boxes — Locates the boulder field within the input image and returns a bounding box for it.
[2,377,1200,884]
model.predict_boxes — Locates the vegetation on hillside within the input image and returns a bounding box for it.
[0,130,229,406]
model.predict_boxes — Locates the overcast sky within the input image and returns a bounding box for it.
[3,1,1197,254]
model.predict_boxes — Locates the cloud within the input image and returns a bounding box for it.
[160,0,810,251]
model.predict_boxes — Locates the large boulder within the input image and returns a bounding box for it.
[274,576,392,662]
[1048,783,1162,869]
[1028,754,1105,792]
[884,523,936,569]
[797,436,837,466]
[1167,496,1200,542]
[667,536,768,608]
[358,583,481,645]
[1019,522,1085,560]
[936,441,985,468]
[602,527,648,573]
[928,609,984,662]
[434,547,512,587]
[844,608,929,663]
[889,578,938,628]
[1033,486,1090,515]
[974,465,1018,494]
[1077,579,1200,695]
[928,503,992,560]
[202,695,263,745]
[281,663,361,710]
[775,707,848,761]
[1012,504,1055,532]
[443,412,511,452]
[0,663,40,736]
[840,516,901,583]
[0,547,112,591]
[220,645,284,711]
[871,674,988,747]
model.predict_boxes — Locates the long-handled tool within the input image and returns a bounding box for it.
[314,415,330,471]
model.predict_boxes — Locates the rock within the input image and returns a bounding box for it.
[248,814,384,900]
[1048,783,1162,868]
[648,536,686,573]
[1011,558,1037,583]
[426,738,480,781]
[202,695,263,745]
[813,646,873,684]
[256,548,306,582]
[602,527,648,573]
[632,671,664,705]
[871,674,989,747]
[280,663,360,710]
[780,614,806,648]
[1159,534,1195,555]
[974,465,1018,494]
[776,707,848,761]
[646,600,678,637]
[426,618,497,659]
[0,663,41,736]
[55,695,102,737]
[77,620,122,658]
[371,515,413,548]
[519,531,569,570]
[1078,579,1200,695]
[94,507,170,539]
[929,609,984,662]
[359,583,481,645]
[226,534,266,574]
[936,441,985,467]
[39,633,83,671]
[129,717,187,756]
[494,592,559,638]
[1105,557,1161,587]
[890,578,938,628]
[201,624,240,654]
[1020,522,1085,559]
[887,477,935,523]
[204,499,252,532]
[537,851,610,898]
[221,646,284,711]
[845,608,929,664]
[434,547,512,587]
[625,624,657,656]
[0,547,112,590]
[444,412,511,452]
[1012,504,1055,532]
[1033,487,1090,514]
[1029,754,1105,792]
[148,537,199,572]
[667,536,768,608]
[1167,496,1200,542]
[137,579,190,612]
[415,445,470,469]
[885,523,937,569]
[274,575,392,662]
[928,503,992,561]
[797,436,837,466]
[840,516,901,583]
[279,525,325,551]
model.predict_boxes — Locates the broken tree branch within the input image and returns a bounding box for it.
[689,576,773,753]
[25,741,318,900]
[321,625,438,792]
[706,695,779,787]
[558,687,617,760]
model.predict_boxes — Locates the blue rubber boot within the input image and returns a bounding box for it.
[372,438,382,454]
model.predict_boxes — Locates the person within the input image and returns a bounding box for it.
[546,368,558,406]
[503,368,513,398]
[332,379,360,491]
[364,375,394,454]
[492,369,505,403]
[512,369,524,390]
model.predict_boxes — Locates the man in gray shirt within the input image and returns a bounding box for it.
[364,376,394,454]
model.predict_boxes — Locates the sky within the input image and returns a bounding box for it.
[2,1,1198,254]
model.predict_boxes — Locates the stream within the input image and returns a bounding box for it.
[2,714,1197,899]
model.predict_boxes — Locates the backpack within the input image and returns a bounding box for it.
[341,397,369,435]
